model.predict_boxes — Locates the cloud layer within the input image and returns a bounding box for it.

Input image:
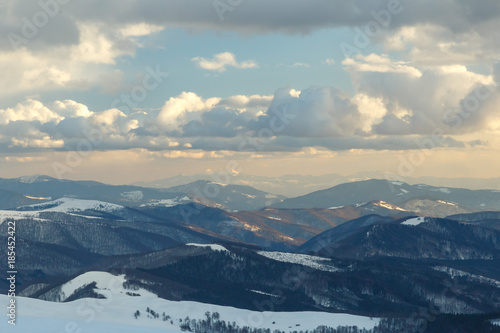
[0,0,499,167]
[1,55,497,155]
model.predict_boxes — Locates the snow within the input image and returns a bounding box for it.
[0,293,379,333]
[121,191,144,201]
[267,216,282,220]
[400,188,409,193]
[391,181,404,186]
[0,293,378,333]
[0,198,125,223]
[18,175,44,183]
[0,270,379,333]
[0,210,42,223]
[491,319,500,326]
[265,194,278,199]
[439,188,451,193]
[59,272,130,301]
[257,251,339,272]
[432,266,500,288]
[328,205,344,210]
[401,217,428,226]
[249,289,280,297]
[186,243,229,252]
[19,197,124,213]
[141,196,191,207]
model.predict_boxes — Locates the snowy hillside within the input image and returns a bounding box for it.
[0,198,125,223]
[257,251,339,272]
[0,271,379,333]
[18,197,124,213]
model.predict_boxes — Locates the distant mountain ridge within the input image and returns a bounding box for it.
[271,179,500,211]
[0,175,285,211]
[134,173,500,196]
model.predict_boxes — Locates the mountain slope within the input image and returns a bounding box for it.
[299,216,500,260]
[27,241,500,317]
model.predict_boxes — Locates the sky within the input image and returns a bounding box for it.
[0,0,499,185]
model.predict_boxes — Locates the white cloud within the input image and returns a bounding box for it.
[157,92,221,131]
[120,23,164,37]
[324,58,335,65]
[0,99,62,125]
[345,57,496,135]
[343,54,422,78]
[191,52,258,72]
[21,67,72,89]
[351,94,387,133]
[71,23,134,65]
[292,62,311,68]
[218,94,273,109]
[52,100,93,118]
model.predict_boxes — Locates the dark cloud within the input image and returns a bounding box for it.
[250,86,361,137]
[2,0,500,51]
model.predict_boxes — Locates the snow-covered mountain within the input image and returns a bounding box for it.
[16,197,124,213]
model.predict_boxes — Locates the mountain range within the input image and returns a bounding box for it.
[134,173,500,196]
[1,175,500,332]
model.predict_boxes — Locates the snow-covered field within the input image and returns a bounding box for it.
[140,196,191,207]
[0,198,124,223]
[401,216,428,226]
[186,243,229,252]
[0,271,379,333]
[21,198,124,213]
[257,251,339,272]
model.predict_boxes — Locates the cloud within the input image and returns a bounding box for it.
[0,73,497,155]
[217,94,273,109]
[251,86,362,138]
[191,52,258,72]
[1,1,499,66]
[342,54,422,77]
[291,62,311,68]
[0,99,61,125]
[324,58,335,65]
[156,92,221,131]
[343,55,496,136]
[0,1,498,100]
